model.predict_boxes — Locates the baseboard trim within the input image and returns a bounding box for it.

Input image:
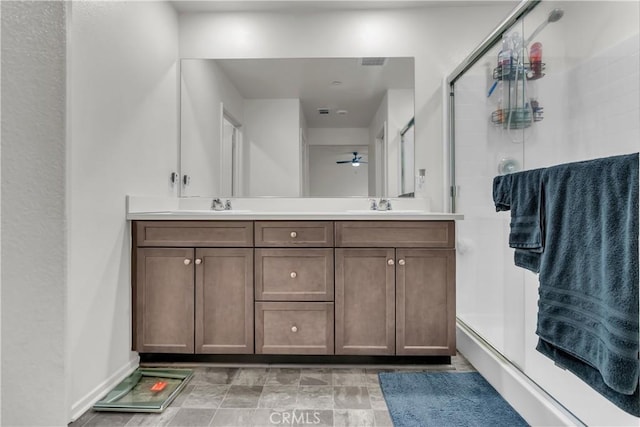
[456,320,584,427]
[69,356,139,422]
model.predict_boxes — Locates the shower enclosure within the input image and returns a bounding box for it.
[448,1,639,425]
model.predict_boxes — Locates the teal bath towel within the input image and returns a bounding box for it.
[492,168,545,272]
[535,153,638,415]
[493,153,639,416]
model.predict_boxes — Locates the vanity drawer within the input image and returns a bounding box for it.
[255,302,334,354]
[255,221,334,247]
[255,249,334,301]
[135,221,253,247]
[335,221,455,248]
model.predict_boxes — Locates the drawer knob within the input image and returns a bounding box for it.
[290,231,297,238]
[184,259,192,265]
[290,271,297,279]
[387,259,394,266]
[291,326,298,333]
[195,258,202,265]
[398,259,405,266]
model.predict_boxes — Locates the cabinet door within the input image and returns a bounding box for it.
[396,249,456,355]
[195,248,254,354]
[335,248,395,355]
[135,248,195,353]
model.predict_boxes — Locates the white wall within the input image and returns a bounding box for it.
[178,4,516,210]
[244,98,301,196]
[455,1,639,425]
[181,59,244,197]
[1,3,3,420]
[519,3,639,425]
[308,146,368,197]
[306,128,369,196]
[68,1,178,420]
[1,2,68,425]
[307,127,369,147]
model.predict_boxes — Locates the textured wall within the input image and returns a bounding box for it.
[1,1,68,425]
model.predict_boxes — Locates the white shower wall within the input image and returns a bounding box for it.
[455,1,639,425]
[519,25,639,427]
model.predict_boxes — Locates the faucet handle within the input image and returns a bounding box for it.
[378,198,392,211]
[211,198,223,210]
[224,199,232,210]
[368,198,378,210]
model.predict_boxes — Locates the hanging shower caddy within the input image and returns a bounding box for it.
[490,34,545,130]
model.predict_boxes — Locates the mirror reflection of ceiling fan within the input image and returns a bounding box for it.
[336,152,367,167]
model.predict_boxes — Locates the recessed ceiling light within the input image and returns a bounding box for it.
[331,81,343,86]
[336,109,348,115]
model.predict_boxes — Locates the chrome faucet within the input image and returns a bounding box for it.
[378,198,392,211]
[368,198,378,211]
[211,198,225,211]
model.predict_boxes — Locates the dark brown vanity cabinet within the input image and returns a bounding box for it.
[335,248,396,355]
[133,221,254,354]
[254,221,335,355]
[132,219,455,357]
[135,247,195,353]
[395,248,456,355]
[334,221,456,356]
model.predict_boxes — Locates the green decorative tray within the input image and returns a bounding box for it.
[93,368,193,413]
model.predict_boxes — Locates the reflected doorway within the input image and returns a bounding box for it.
[221,113,243,196]
[374,122,388,197]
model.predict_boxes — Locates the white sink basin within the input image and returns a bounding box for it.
[345,209,425,214]
[155,210,252,215]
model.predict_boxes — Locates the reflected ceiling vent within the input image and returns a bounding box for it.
[317,107,330,115]
[360,57,387,66]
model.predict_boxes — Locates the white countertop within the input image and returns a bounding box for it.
[125,196,464,221]
[127,210,463,221]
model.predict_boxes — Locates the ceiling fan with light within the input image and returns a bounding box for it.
[336,152,367,167]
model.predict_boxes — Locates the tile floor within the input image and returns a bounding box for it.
[70,354,475,427]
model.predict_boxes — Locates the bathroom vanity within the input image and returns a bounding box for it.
[129,204,460,360]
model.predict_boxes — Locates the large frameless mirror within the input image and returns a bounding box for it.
[180,57,415,198]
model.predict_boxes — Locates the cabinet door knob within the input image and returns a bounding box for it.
[184,259,192,265]
[290,231,297,238]
[290,271,297,278]
[398,259,405,266]
[195,259,202,265]
[291,326,298,333]
[387,259,395,266]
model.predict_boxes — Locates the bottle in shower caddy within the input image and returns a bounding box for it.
[498,37,512,80]
[505,33,529,129]
[529,42,543,79]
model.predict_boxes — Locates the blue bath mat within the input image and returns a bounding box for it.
[379,372,528,427]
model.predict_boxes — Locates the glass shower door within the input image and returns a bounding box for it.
[453,19,527,367]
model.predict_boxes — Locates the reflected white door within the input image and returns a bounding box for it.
[375,122,388,197]
[222,115,242,196]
